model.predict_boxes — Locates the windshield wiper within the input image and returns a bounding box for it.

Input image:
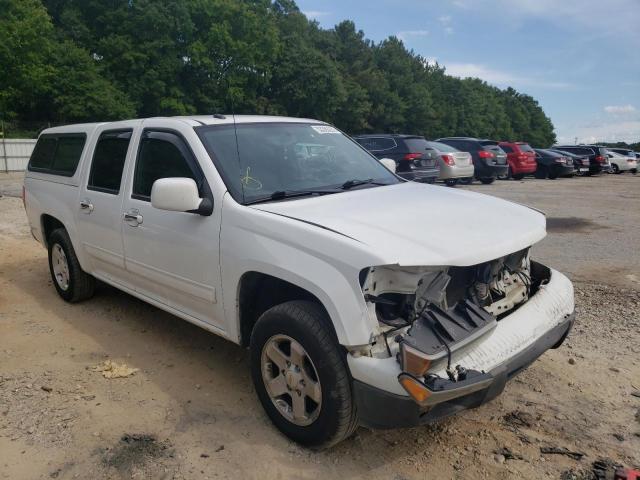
[244,188,340,205]
[340,178,388,190]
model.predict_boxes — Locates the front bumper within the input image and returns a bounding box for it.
[348,266,575,429]
[353,313,573,428]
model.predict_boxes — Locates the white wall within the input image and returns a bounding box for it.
[0,139,36,172]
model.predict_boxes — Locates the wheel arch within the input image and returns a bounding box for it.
[41,214,66,248]
[237,271,340,348]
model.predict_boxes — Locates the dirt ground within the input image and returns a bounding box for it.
[1,172,639,479]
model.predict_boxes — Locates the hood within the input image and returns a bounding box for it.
[251,182,546,267]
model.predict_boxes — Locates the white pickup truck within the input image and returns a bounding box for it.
[23,115,575,448]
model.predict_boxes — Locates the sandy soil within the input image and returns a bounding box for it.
[1,173,639,479]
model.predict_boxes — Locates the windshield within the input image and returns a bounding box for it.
[197,123,399,203]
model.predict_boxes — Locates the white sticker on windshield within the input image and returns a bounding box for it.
[311,125,340,134]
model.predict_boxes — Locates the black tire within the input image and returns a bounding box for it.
[512,173,525,180]
[47,228,95,302]
[458,177,473,185]
[631,168,637,174]
[479,177,495,184]
[444,179,458,187]
[534,164,547,179]
[611,164,620,174]
[250,300,358,449]
[548,170,558,180]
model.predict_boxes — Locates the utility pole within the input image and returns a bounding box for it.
[574,136,578,145]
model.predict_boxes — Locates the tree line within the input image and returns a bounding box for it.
[1,0,556,145]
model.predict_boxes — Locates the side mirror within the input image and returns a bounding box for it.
[379,158,397,172]
[151,178,211,215]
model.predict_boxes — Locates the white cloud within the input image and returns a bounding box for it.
[397,30,429,41]
[604,105,636,114]
[448,0,640,43]
[438,15,454,34]
[556,119,640,144]
[444,62,571,89]
[301,10,330,20]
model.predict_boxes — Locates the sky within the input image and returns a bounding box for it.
[296,0,640,144]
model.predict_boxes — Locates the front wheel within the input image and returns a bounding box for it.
[48,228,95,302]
[458,177,473,185]
[479,177,495,184]
[250,301,358,449]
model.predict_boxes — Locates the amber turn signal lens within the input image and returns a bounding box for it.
[400,343,432,377]
[398,374,431,404]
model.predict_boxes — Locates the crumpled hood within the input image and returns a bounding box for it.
[251,182,546,266]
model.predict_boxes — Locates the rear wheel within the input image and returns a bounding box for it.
[611,164,620,174]
[480,177,495,184]
[444,179,458,187]
[512,173,525,180]
[48,228,95,302]
[250,300,358,449]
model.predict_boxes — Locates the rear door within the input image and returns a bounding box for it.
[120,122,224,329]
[76,123,137,284]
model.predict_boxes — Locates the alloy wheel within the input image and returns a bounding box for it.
[261,334,322,426]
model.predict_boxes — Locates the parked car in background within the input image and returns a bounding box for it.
[435,137,508,184]
[607,150,638,174]
[553,145,610,175]
[424,140,474,186]
[497,141,537,179]
[533,149,576,179]
[549,149,590,175]
[608,147,637,160]
[352,134,440,183]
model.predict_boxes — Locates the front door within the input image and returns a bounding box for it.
[120,127,224,330]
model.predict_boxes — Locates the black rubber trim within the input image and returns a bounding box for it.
[353,312,575,429]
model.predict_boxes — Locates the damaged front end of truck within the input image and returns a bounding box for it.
[354,248,574,423]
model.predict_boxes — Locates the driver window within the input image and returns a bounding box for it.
[133,132,198,200]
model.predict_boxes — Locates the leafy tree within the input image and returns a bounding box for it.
[4,0,558,146]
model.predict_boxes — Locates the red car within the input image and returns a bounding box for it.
[498,142,537,179]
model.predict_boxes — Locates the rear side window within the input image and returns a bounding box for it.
[29,137,57,170]
[28,134,86,176]
[132,131,198,200]
[355,137,397,152]
[88,130,133,194]
[500,145,514,153]
[518,144,534,152]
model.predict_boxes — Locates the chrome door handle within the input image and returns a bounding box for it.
[123,209,143,226]
[79,199,94,213]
